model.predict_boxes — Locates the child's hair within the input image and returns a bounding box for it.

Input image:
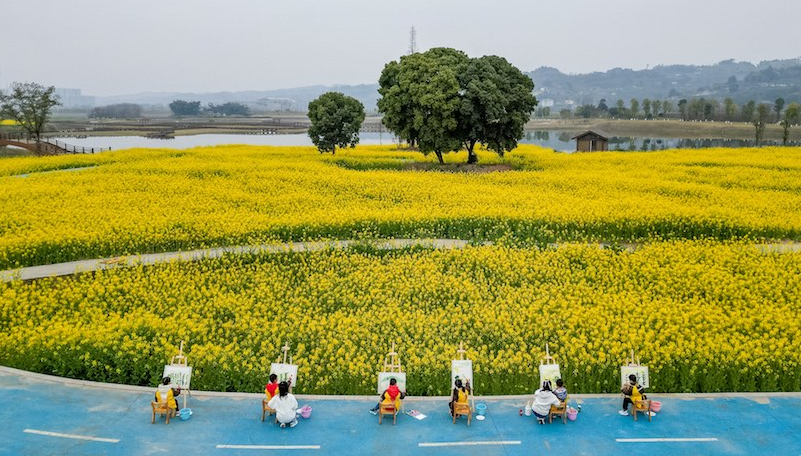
[162,377,171,385]
[454,378,463,389]
[269,374,277,382]
[389,378,397,386]
[629,374,637,383]
[556,379,564,387]
[542,380,552,391]
[278,381,289,397]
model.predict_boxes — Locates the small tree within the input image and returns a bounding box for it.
[629,99,639,118]
[307,92,365,154]
[774,98,785,122]
[741,100,756,122]
[0,82,61,142]
[754,103,770,145]
[780,103,799,146]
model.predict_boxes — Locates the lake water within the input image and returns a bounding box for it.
[51,131,800,153]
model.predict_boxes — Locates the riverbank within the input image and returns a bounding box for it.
[526,117,801,141]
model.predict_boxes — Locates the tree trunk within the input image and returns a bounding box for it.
[465,141,478,164]
[434,151,444,164]
[783,123,790,146]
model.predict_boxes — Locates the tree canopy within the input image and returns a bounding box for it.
[168,100,201,117]
[0,82,61,142]
[378,48,537,164]
[207,102,250,117]
[307,92,365,154]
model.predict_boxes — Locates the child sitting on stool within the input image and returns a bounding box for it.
[268,381,299,428]
[532,380,562,424]
[619,374,653,416]
[554,378,568,403]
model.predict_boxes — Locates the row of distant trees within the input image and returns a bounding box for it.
[168,100,250,117]
[566,96,800,144]
[87,100,252,119]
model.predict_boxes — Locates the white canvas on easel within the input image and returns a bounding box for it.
[270,363,298,386]
[451,342,475,410]
[377,372,407,393]
[271,341,299,387]
[620,350,649,388]
[162,341,192,409]
[162,364,192,389]
[451,342,473,388]
[376,342,406,394]
[451,360,473,388]
[538,343,561,387]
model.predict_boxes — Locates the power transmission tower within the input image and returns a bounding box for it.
[408,26,417,55]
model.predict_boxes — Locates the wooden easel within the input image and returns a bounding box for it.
[456,342,467,361]
[383,342,402,373]
[628,349,641,366]
[168,341,190,409]
[280,341,293,365]
[540,343,556,366]
[170,341,188,366]
[278,341,294,390]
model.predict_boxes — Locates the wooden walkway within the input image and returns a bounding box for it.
[0,134,110,155]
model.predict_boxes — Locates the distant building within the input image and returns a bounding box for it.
[572,130,608,152]
[54,88,95,109]
[540,99,555,108]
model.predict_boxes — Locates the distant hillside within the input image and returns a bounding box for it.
[529,58,801,109]
[97,57,801,112]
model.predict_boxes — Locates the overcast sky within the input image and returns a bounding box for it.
[2,0,799,96]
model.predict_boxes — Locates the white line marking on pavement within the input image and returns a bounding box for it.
[418,441,522,447]
[216,445,321,450]
[616,438,719,443]
[23,429,119,443]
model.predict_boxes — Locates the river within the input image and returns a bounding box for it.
[51,131,800,153]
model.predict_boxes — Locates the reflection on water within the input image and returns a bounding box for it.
[54,131,801,153]
[523,131,801,151]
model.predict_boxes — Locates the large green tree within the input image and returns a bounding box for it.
[457,55,537,163]
[378,48,537,164]
[307,91,365,154]
[378,49,465,163]
[0,82,61,142]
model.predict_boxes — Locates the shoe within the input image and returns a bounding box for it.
[369,409,378,415]
[289,419,298,428]
[279,423,286,428]
[647,411,656,417]
[618,410,629,416]
[537,418,545,425]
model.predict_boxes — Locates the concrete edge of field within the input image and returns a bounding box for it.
[4,364,800,401]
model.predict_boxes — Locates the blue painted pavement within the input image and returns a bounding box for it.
[1,367,799,456]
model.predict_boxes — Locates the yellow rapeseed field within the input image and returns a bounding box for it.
[1,145,801,269]
[1,144,800,394]
[1,242,798,394]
